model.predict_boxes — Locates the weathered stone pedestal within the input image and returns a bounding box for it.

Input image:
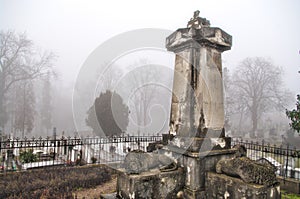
[165,137,237,199]
[206,172,280,199]
[116,168,185,199]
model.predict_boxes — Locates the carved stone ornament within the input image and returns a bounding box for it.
[187,10,210,29]
[124,150,177,174]
[216,146,278,186]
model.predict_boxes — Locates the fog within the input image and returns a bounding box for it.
[0,0,299,137]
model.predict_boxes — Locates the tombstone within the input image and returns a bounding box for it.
[167,13,231,137]
[164,10,235,198]
[101,11,280,199]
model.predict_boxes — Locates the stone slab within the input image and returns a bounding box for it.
[183,187,206,199]
[277,176,300,194]
[100,193,117,199]
[179,148,237,192]
[206,172,280,199]
[167,137,232,153]
[116,168,185,199]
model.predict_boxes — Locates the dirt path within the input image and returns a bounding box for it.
[73,175,117,199]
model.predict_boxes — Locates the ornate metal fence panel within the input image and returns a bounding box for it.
[0,137,83,150]
[82,135,162,164]
[0,135,162,172]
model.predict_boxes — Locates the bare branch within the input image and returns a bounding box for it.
[226,57,292,135]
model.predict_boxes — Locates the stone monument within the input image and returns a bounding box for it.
[101,11,280,199]
[164,10,235,198]
[168,10,230,136]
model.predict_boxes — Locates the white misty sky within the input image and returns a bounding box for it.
[0,0,299,94]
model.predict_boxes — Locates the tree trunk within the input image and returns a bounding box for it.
[238,109,244,135]
[143,100,147,136]
[0,95,5,131]
[22,82,27,138]
[0,74,6,132]
[251,106,258,138]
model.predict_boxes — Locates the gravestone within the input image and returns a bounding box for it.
[101,11,280,199]
[164,10,235,198]
[167,10,231,137]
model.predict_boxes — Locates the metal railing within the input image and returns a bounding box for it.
[82,135,162,164]
[0,135,162,172]
[2,135,299,182]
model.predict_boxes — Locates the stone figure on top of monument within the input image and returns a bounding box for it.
[187,10,210,29]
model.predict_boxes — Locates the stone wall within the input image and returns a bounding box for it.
[116,168,185,199]
[206,172,280,199]
[277,176,300,194]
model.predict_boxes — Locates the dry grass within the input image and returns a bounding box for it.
[0,165,113,198]
[73,175,117,199]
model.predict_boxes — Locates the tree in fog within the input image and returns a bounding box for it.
[73,62,122,132]
[126,59,171,135]
[231,57,292,137]
[86,90,129,137]
[41,72,52,134]
[223,67,248,131]
[286,94,300,133]
[98,65,122,92]
[223,67,234,125]
[0,31,55,132]
[14,80,35,137]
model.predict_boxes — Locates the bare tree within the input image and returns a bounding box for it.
[0,31,55,131]
[231,57,292,137]
[223,67,234,124]
[126,59,172,136]
[223,67,248,132]
[14,80,35,137]
[132,61,157,136]
[41,72,52,134]
[98,64,122,92]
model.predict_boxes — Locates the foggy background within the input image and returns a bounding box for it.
[0,0,299,140]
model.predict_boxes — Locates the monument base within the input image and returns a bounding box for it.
[206,172,280,199]
[114,167,185,199]
[162,142,238,193]
[183,187,206,199]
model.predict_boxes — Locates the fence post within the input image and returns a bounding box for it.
[262,139,265,159]
[53,138,56,166]
[285,144,289,180]
[291,147,296,178]
[99,140,101,165]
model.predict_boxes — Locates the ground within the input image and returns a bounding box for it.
[73,175,117,199]
[282,190,300,199]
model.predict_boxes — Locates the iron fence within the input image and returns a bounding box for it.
[0,135,162,172]
[82,135,162,165]
[2,135,299,182]
[232,138,300,181]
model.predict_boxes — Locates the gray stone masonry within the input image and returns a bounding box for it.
[206,172,280,199]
